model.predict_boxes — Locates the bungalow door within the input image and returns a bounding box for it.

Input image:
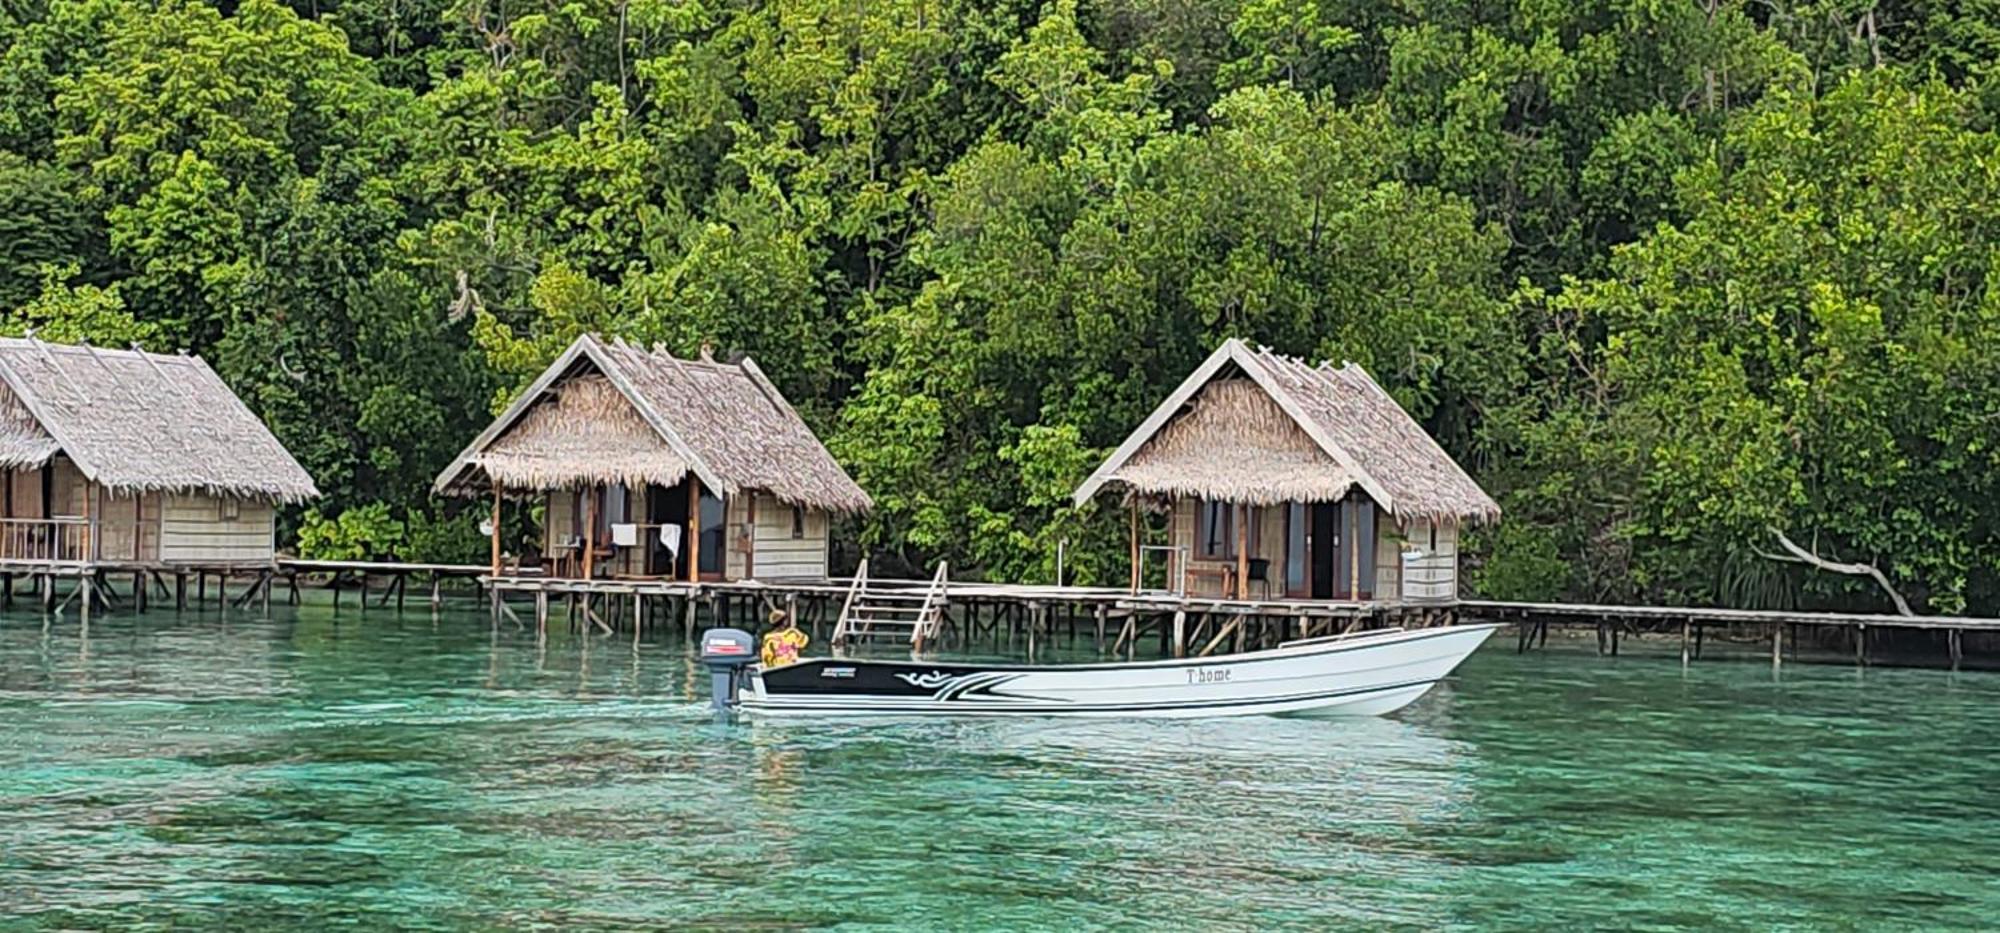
[1285,503,1309,598]
[646,484,688,578]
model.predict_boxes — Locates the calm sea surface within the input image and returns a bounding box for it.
[1,602,1995,930]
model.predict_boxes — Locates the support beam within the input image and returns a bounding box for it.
[1234,503,1249,601]
[582,488,598,580]
[1128,500,1141,594]
[686,478,702,584]
[489,483,502,577]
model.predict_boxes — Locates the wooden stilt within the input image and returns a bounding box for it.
[1171,609,1186,658]
[1680,618,1691,667]
[1772,623,1783,670]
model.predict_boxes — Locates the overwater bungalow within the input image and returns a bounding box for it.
[0,337,319,570]
[1072,339,1498,603]
[434,334,871,584]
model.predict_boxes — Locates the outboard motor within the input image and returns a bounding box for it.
[700,628,757,712]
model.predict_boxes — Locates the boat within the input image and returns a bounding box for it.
[714,624,1499,719]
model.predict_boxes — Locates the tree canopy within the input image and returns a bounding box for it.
[4,0,1999,612]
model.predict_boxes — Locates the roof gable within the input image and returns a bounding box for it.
[1072,339,1498,523]
[434,334,872,513]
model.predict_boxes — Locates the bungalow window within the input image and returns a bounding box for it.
[1196,500,1255,560]
[791,504,806,539]
[218,498,240,522]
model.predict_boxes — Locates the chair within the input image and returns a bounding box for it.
[1246,558,1273,599]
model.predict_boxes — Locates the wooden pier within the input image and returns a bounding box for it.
[6,555,1996,671]
[475,573,2000,669]
[1460,599,2000,671]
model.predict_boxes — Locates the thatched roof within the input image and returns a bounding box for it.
[434,334,872,514]
[0,338,319,503]
[472,375,688,489]
[1073,339,1499,524]
[1113,380,1355,505]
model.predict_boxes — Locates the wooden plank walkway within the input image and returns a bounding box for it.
[1460,599,2000,632]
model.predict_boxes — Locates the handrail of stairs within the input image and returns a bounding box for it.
[831,558,869,646]
[911,561,949,651]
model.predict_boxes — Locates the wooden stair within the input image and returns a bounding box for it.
[832,561,949,650]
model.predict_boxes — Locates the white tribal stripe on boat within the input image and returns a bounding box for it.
[735,624,1499,719]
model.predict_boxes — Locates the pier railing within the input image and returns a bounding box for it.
[912,562,949,650]
[831,558,869,644]
[0,517,90,564]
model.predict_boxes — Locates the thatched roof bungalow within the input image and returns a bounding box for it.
[1073,339,1497,602]
[0,337,318,567]
[434,334,870,582]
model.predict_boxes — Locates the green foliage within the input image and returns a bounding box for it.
[1,262,156,345]
[296,503,405,561]
[4,0,2000,612]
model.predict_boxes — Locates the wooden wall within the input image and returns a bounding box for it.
[94,489,162,562]
[539,486,832,582]
[748,492,830,580]
[1164,495,1412,600]
[1164,498,1290,599]
[159,493,274,564]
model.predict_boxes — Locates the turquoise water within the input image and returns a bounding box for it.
[2,604,1996,930]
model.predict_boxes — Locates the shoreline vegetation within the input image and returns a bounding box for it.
[5,0,2000,617]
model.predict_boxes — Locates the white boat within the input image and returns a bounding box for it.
[731,623,1498,719]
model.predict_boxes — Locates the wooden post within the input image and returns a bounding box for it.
[489,484,502,577]
[1680,618,1691,667]
[1171,609,1186,658]
[686,477,702,584]
[582,488,598,580]
[81,479,94,565]
[1128,500,1140,595]
[1234,503,1249,601]
[1772,623,1783,670]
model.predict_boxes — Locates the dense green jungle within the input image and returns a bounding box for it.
[5,0,2000,613]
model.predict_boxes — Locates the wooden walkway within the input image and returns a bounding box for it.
[11,555,1994,668]
[1460,599,2000,670]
